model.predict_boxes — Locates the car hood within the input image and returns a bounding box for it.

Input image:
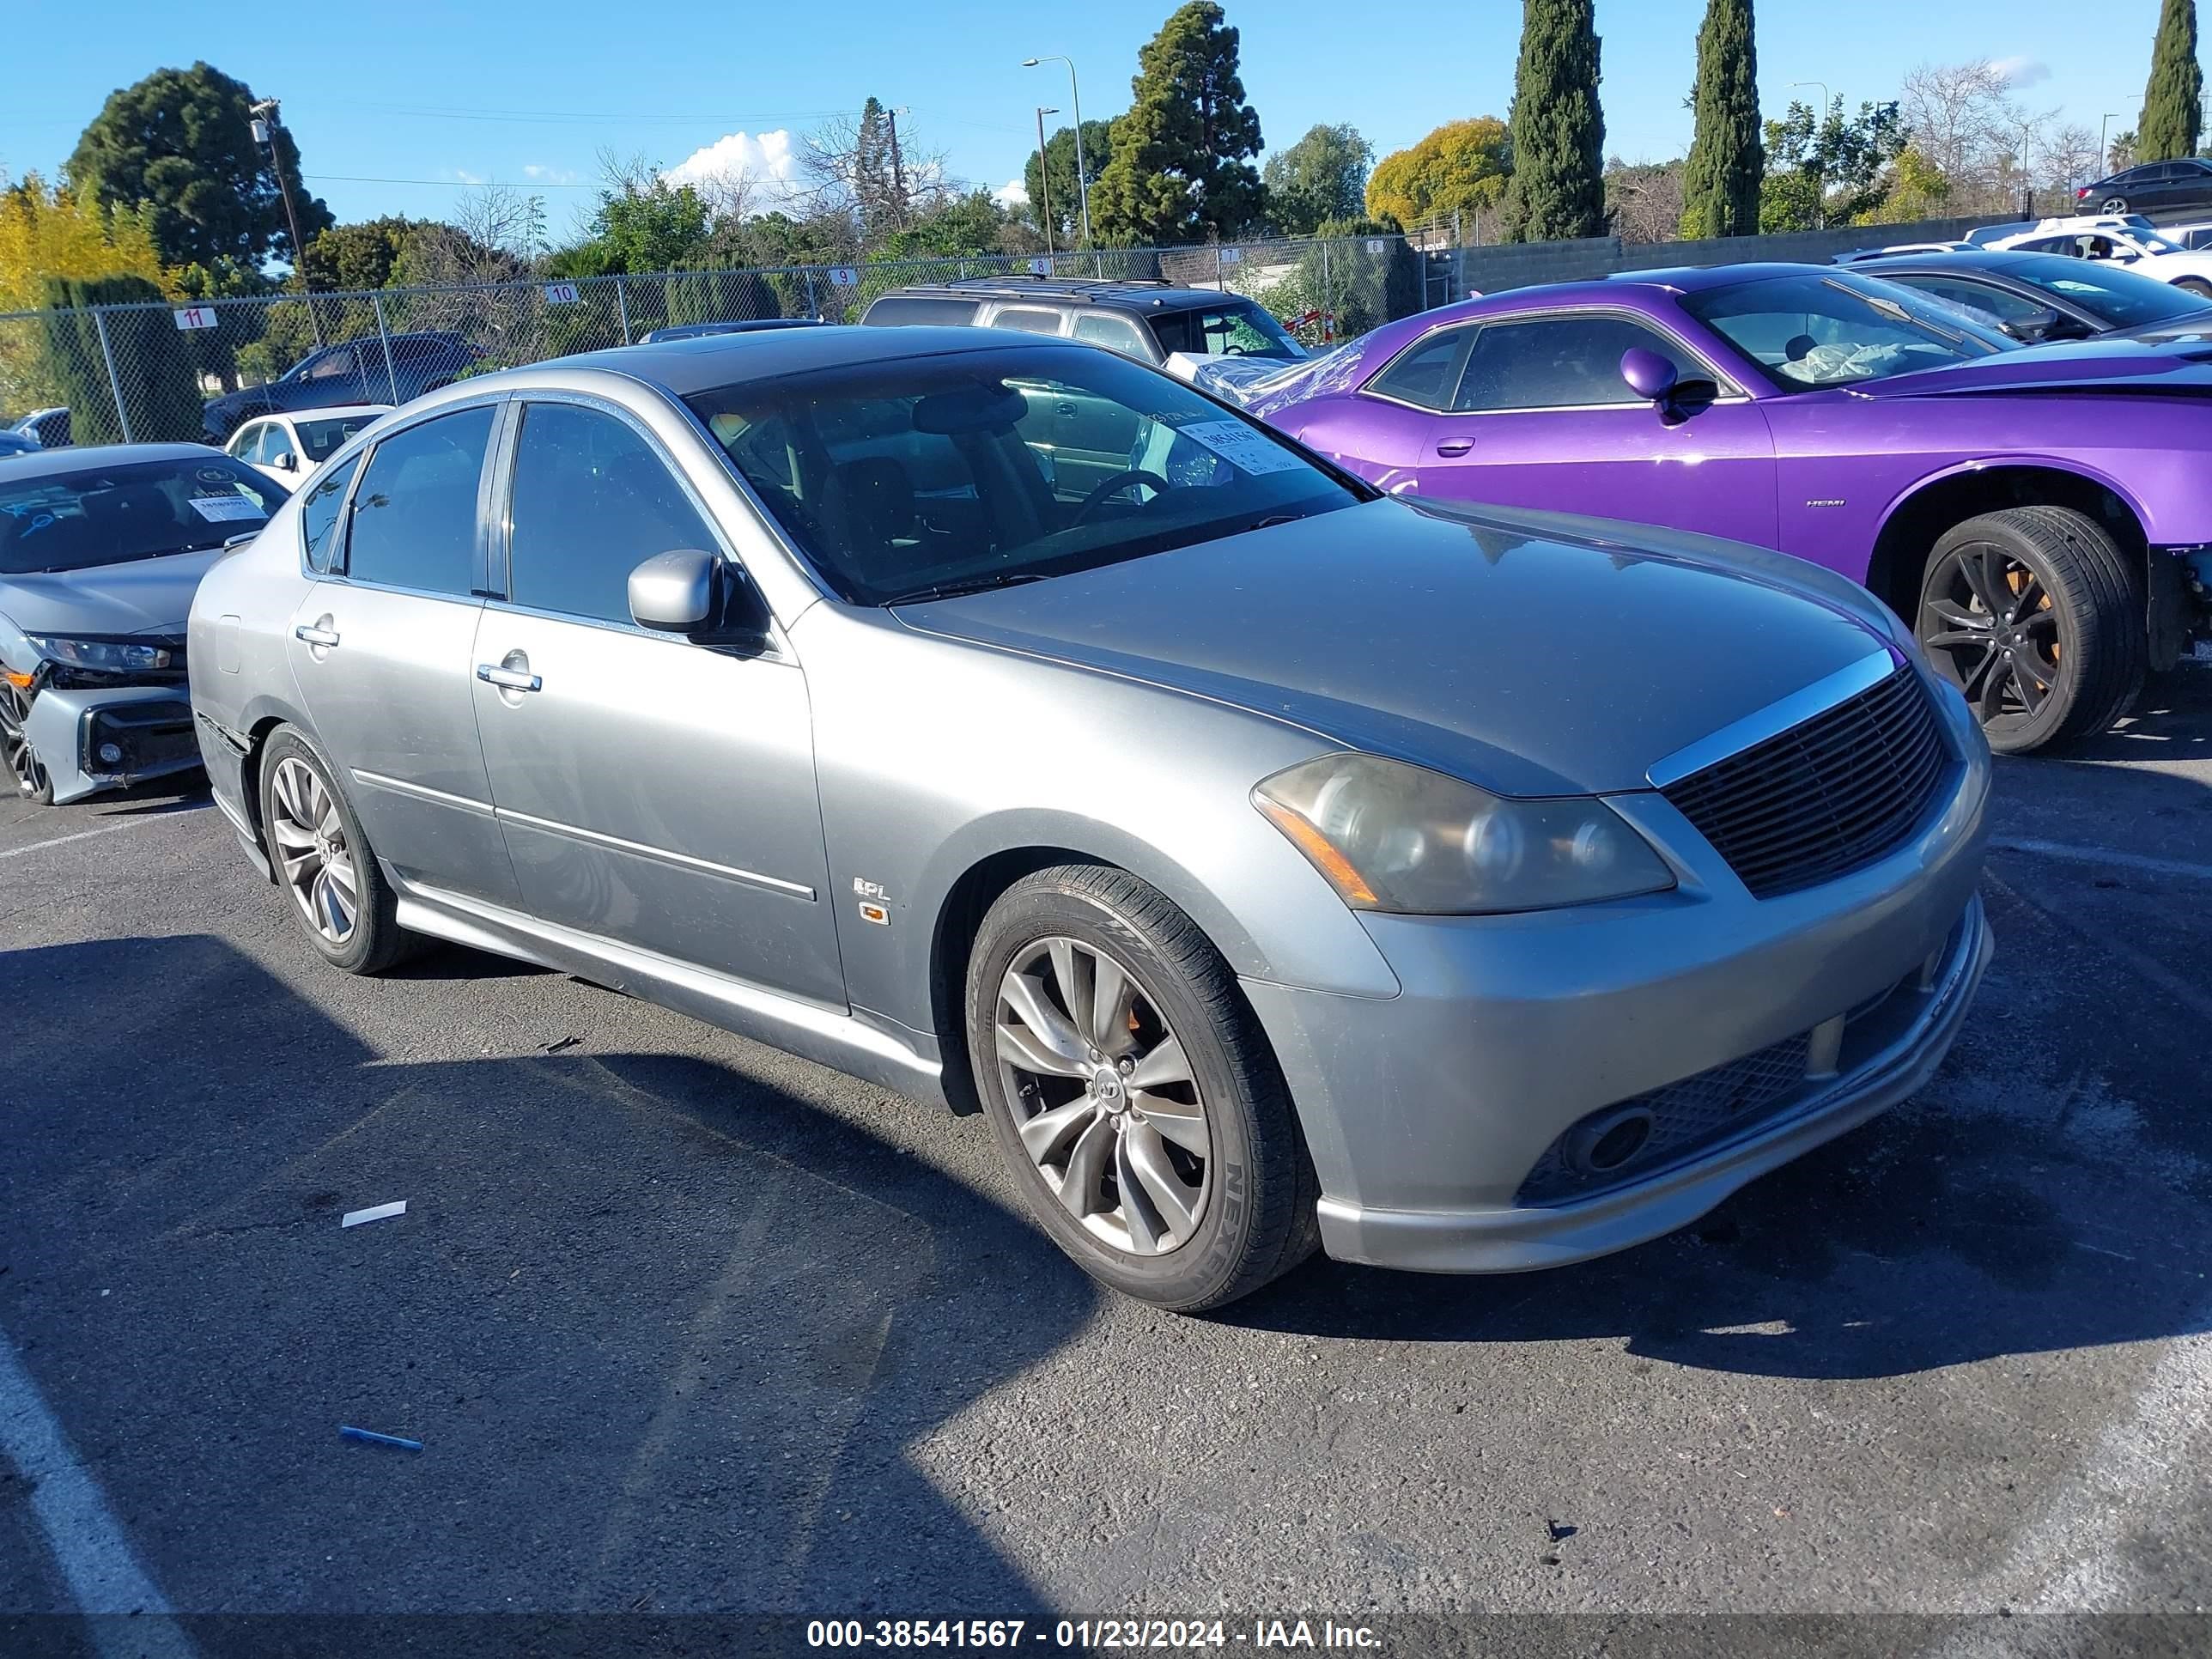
[1854,336,2212,398]
[0,547,222,639]
[893,499,1897,797]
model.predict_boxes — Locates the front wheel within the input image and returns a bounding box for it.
[1917,507,2144,754]
[2174,276,2212,299]
[966,865,1319,1311]
[0,680,53,804]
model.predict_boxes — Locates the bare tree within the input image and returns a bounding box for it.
[1899,59,2021,211]
[2040,123,2105,204]
[405,185,547,287]
[1605,160,1687,245]
[801,100,956,241]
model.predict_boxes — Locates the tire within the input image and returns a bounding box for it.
[2176,276,2212,299]
[0,680,54,805]
[256,726,414,974]
[1916,507,2144,755]
[965,864,1320,1312]
[2102,196,2130,214]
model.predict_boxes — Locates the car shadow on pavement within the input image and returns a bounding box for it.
[0,933,1094,1617]
[2054,664,2212,762]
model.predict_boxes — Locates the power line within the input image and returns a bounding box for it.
[306,173,600,190]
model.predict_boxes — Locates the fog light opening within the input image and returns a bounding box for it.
[1571,1107,1655,1176]
[97,742,125,767]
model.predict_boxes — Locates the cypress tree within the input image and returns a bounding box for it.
[1503,0,1608,243]
[1095,2,1266,244]
[2138,0,2203,161]
[1679,0,1762,239]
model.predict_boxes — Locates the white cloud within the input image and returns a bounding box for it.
[664,130,801,212]
[1992,55,2052,88]
[994,177,1030,208]
[522,163,580,185]
[450,167,487,186]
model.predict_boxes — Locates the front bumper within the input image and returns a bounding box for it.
[1243,680,1992,1273]
[22,684,199,804]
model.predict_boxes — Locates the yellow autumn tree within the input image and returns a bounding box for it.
[1,173,174,417]
[1366,118,1513,232]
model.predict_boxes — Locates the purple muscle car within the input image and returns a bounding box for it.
[1239,264,2212,754]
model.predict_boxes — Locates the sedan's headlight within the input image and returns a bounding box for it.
[27,636,174,672]
[1253,753,1674,915]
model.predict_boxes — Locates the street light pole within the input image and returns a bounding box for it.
[250,97,321,345]
[1034,106,1059,261]
[1023,57,1091,246]
[2100,112,2122,174]
[2019,119,2036,219]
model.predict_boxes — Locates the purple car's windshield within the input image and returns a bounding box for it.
[1683,273,2012,390]
[688,344,1364,605]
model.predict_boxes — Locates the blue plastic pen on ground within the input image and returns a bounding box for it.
[339,1425,422,1451]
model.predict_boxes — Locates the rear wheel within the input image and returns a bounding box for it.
[2176,276,2212,299]
[0,681,53,805]
[257,727,414,973]
[1917,507,2143,754]
[2101,195,2130,213]
[965,864,1319,1311]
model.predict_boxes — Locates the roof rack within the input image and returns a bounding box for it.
[939,275,1174,293]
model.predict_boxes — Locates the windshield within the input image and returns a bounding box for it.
[1683,273,2011,389]
[1996,253,2212,327]
[295,413,382,462]
[687,343,1362,605]
[1151,301,1306,362]
[0,457,285,575]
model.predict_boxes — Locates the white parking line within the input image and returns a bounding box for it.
[0,1324,198,1657]
[1990,837,2212,884]
[0,810,203,863]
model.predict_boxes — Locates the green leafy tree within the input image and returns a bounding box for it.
[1502,0,1607,242]
[1024,120,1115,241]
[882,191,1021,258]
[1263,124,1374,235]
[1366,118,1512,228]
[1679,0,1761,238]
[66,63,331,272]
[40,274,202,443]
[1759,98,1905,231]
[1094,2,1266,244]
[299,216,442,292]
[2138,0,2203,161]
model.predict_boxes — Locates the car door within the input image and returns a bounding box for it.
[1362,311,1781,546]
[471,396,844,1006]
[285,400,522,907]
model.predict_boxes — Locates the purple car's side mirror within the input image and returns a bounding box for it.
[1620,347,1680,404]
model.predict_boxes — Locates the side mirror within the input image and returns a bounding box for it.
[277,451,299,471]
[628,549,719,632]
[1620,347,1680,404]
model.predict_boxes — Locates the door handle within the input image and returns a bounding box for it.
[1434,437,1475,458]
[477,664,543,692]
[1056,402,1079,417]
[294,623,340,647]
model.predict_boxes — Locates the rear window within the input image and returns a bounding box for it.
[862,295,984,327]
[295,413,382,463]
[0,456,285,575]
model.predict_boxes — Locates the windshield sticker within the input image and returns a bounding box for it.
[195,466,235,484]
[1173,419,1305,475]
[188,495,266,522]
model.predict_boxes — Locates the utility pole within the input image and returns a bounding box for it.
[250,97,321,345]
[1034,106,1058,260]
[885,106,910,228]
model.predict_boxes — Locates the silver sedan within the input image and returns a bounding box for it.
[188,326,1992,1310]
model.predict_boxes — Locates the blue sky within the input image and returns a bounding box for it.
[1,0,2180,236]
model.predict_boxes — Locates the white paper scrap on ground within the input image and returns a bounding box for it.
[340,1200,408,1229]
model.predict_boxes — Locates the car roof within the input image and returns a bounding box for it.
[873,277,1253,312]
[489,324,1086,398]
[1843,249,2053,276]
[0,442,222,482]
[1600,261,1849,293]
[264,404,393,420]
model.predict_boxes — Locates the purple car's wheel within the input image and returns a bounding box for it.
[1917,507,2143,755]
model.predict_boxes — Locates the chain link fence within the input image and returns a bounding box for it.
[0,234,1423,448]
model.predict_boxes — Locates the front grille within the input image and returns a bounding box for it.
[1515,1033,1813,1206]
[1662,666,1950,900]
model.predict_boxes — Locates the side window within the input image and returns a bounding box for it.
[1368,326,1476,409]
[991,307,1065,335]
[1071,313,1152,358]
[343,405,495,595]
[1453,316,1701,412]
[225,422,260,460]
[1895,276,2045,325]
[506,403,721,625]
[305,346,358,382]
[301,453,363,574]
[262,426,296,465]
[863,295,981,326]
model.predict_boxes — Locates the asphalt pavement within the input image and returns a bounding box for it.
[1,673,2208,1640]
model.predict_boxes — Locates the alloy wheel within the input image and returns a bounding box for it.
[994,935,1212,1256]
[1919,540,2063,738]
[268,756,360,945]
[0,682,49,801]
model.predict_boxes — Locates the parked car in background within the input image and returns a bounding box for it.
[201,331,481,442]
[2,444,285,804]
[9,408,69,449]
[861,276,1308,381]
[0,431,37,459]
[222,405,392,484]
[1834,240,1979,263]
[1844,249,2212,340]
[2074,156,2212,218]
[1981,216,2212,295]
[1237,264,2212,754]
[637,318,827,343]
[189,325,1990,1310]
[2166,221,2212,251]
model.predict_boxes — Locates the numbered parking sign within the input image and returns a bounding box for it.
[827,267,860,289]
[1028,257,1052,275]
[543,282,581,305]
[1218,246,1242,264]
[173,306,217,331]
[1366,239,1387,256]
